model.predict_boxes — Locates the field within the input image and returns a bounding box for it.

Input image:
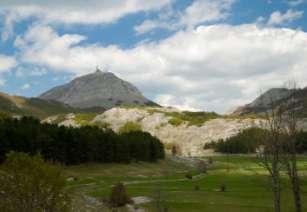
[64,155,307,212]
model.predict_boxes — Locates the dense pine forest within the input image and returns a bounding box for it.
[0,114,164,165]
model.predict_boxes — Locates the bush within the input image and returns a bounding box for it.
[119,121,142,134]
[185,172,193,179]
[0,152,70,212]
[109,183,131,207]
[219,184,226,192]
[166,111,220,126]
[168,117,184,126]
[208,157,213,164]
[0,112,10,122]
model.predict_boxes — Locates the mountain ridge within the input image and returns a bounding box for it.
[232,86,307,116]
[0,91,74,119]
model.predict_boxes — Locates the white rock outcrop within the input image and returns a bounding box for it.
[93,107,262,156]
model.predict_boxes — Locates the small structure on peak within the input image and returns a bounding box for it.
[95,65,102,73]
[95,65,109,73]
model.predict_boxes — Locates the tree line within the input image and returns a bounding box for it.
[205,127,307,154]
[0,116,164,165]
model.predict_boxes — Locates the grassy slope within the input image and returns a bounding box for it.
[0,92,74,119]
[64,155,307,212]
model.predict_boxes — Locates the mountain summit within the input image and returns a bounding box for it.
[39,69,157,109]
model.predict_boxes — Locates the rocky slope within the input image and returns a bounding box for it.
[39,69,157,109]
[44,107,263,156]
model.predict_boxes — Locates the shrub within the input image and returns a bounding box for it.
[74,113,97,126]
[0,152,70,212]
[119,121,142,134]
[168,117,184,126]
[0,112,10,121]
[109,183,131,207]
[166,111,220,126]
[219,184,226,192]
[185,172,193,179]
[208,157,213,164]
[172,145,178,156]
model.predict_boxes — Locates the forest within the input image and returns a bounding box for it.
[205,127,307,154]
[0,115,164,165]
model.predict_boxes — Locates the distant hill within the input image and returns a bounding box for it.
[39,69,159,109]
[0,92,74,119]
[232,87,307,117]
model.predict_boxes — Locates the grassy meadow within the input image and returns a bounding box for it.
[64,155,307,212]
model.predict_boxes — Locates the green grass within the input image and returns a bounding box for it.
[146,109,221,126]
[63,155,307,211]
[118,121,142,133]
[74,113,97,126]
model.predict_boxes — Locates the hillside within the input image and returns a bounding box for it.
[232,87,307,117]
[44,107,262,156]
[0,92,74,119]
[39,69,158,109]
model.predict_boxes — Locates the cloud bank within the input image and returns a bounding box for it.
[0,0,171,41]
[14,24,307,112]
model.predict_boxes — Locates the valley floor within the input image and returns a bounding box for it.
[64,155,307,212]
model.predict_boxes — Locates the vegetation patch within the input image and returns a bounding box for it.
[168,117,184,126]
[74,113,97,126]
[119,121,142,134]
[166,111,220,126]
[0,152,70,211]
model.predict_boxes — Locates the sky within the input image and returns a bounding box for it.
[0,0,307,113]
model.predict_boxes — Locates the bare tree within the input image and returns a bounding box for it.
[258,81,303,212]
[281,82,302,212]
[257,93,285,212]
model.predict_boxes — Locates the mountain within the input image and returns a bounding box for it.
[0,92,74,119]
[232,87,307,117]
[39,69,158,109]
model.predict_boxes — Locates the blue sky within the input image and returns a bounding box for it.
[0,0,307,112]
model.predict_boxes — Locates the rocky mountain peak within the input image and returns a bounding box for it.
[39,69,157,109]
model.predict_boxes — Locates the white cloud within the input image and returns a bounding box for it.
[155,94,201,111]
[179,0,235,29]
[135,20,173,35]
[0,54,17,72]
[286,0,305,7]
[0,0,171,41]
[135,0,235,34]
[267,9,303,26]
[21,83,30,90]
[16,24,307,113]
